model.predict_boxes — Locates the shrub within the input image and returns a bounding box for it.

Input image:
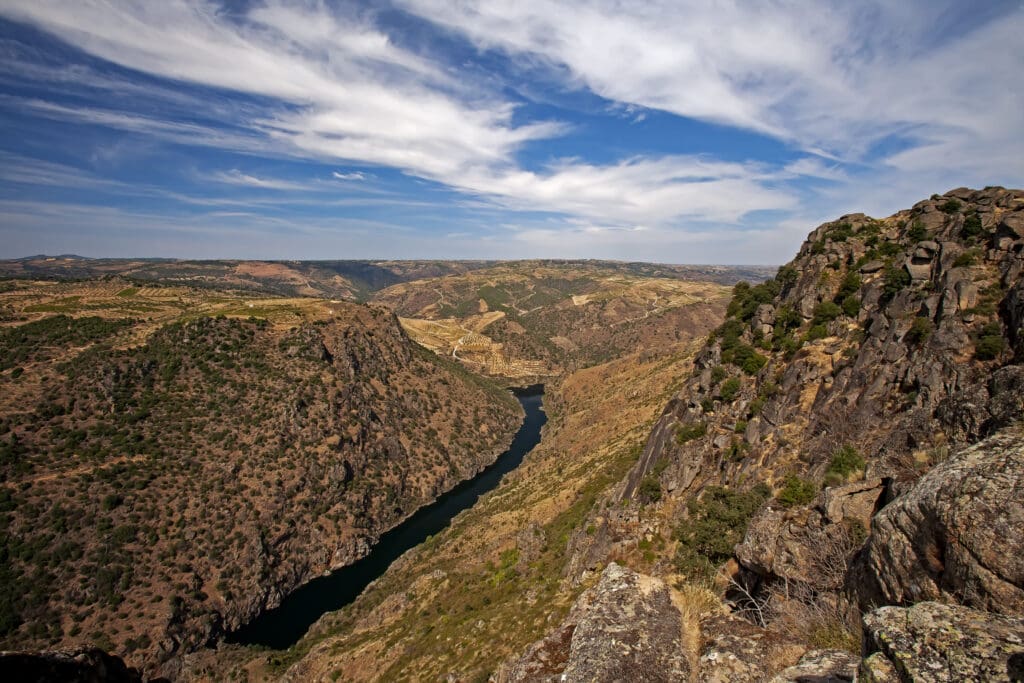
[975,323,1005,360]
[638,476,662,504]
[776,265,798,289]
[882,266,911,301]
[748,397,766,417]
[826,222,854,242]
[953,249,981,268]
[774,333,801,358]
[907,220,929,242]
[101,494,124,511]
[726,280,780,322]
[716,319,745,349]
[835,271,861,302]
[731,344,767,375]
[805,324,829,342]
[710,365,728,385]
[734,420,747,434]
[841,296,861,318]
[675,422,707,445]
[719,378,742,402]
[961,212,983,240]
[674,484,770,581]
[812,301,842,327]
[827,445,865,481]
[776,476,816,508]
[905,317,934,345]
[940,198,962,214]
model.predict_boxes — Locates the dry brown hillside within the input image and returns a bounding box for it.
[0,283,521,678]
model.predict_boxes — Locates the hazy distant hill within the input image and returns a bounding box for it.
[373,261,740,376]
[0,256,774,302]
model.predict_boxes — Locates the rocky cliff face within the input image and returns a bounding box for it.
[634,186,1023,506]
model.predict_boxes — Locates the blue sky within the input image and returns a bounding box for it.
[0,1,1021,263]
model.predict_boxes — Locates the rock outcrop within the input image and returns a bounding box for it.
[851,427,1024,614]
[861,602,1024,682]
[559,188,1024,683]
[499,563,691,683]
[626,187,1024,513]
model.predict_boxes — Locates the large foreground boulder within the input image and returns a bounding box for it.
[851,428,1024,614]
[498,563,691,682]
[860,601,1024,682]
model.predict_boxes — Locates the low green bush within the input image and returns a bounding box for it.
[776,475,816,508]
[719,378,742,402]
[812,301,842,326]
[975,323,1005,360]
[827,445,865,481]
[939,198,961,214]
[841,296,861,317]
[882,265,911,301]
[961,213,983,240]
[675,422,707,445]
[905,317,934,345]
[674,484,770,582]
[638,476,662,504]
[953,249,981,268]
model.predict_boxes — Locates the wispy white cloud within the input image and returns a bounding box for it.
[209,169,307,191]
[1,94,273,155]
[332,171,368,181]
[456,155,795,224]
[0,1,563,177]
[1,0,1021,263]
[398,0,1024,181]
[0,0,798,232]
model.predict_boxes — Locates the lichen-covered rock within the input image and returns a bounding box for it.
[697,611,805,682]
[500,563,691,682]
[859,652,900,682]
[851,428,1024,614]
[861,601,1024,682]
[766,649,859,682]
